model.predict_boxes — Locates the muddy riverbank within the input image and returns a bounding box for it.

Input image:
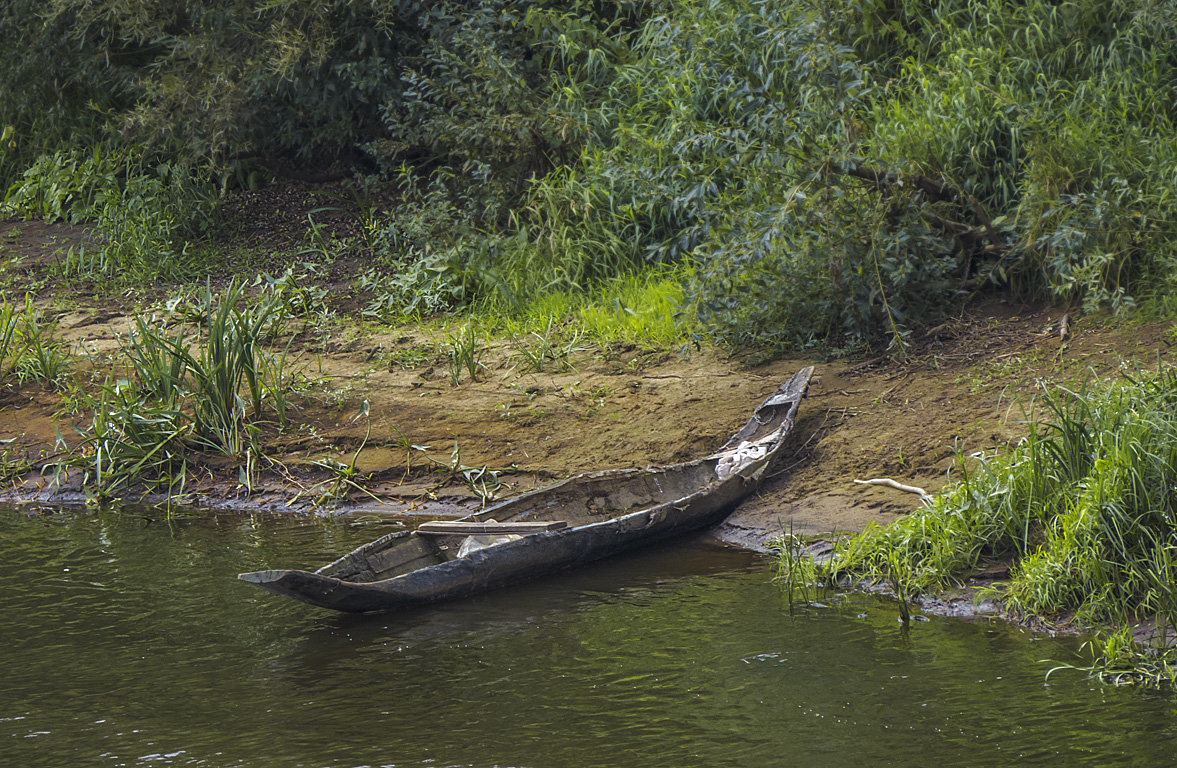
[1,219,1173,553]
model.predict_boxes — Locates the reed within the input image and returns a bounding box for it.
[0,296,20,378]
[119,283,292,456]
[774,530,822,613]
[443,321,485,386]
[83,380,191,499]
[122,315,189,405]
[74,283,297,497]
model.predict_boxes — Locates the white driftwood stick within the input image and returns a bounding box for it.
[854,478,930,499]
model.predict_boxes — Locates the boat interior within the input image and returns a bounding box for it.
[316,458,725,584]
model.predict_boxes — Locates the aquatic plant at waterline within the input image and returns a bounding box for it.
[81,379,193,499]
[285,401,385,509]
[774,531,828,614]
[1048,626,1177,688]
[424,440,505,506]
[72,283,297,497]
[817,365,1177,684]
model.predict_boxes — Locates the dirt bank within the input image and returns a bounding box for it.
[1,218,1172,553]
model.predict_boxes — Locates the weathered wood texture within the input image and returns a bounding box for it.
[416,521,568,535]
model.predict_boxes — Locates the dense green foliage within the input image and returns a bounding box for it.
[3,0,1177,350]
[521,0,1177,351]
[0,0,626,181]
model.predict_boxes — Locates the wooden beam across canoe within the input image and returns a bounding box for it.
[415,521,568,535]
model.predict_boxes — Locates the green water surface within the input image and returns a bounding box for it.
[2,506,1176,768]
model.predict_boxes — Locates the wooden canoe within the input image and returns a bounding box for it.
[239,366,813,613]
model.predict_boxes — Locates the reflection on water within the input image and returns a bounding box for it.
[3,505,1176,768]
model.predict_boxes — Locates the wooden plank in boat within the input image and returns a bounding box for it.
[366,536,443,575]
[416,521,568,535]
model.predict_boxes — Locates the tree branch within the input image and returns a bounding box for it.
[828,160,1007,258]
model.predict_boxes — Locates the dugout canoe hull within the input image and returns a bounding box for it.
[239,366,812,613]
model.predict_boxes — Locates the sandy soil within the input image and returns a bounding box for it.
[1,216,1173,554]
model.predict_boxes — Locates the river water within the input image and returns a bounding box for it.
[3,505,1177,768]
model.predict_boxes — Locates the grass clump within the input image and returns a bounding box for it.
[442,321,486,386]
[0,294,69,385]
[575,272,687,347]
[74,282,295,498]
[819,365,1177,684]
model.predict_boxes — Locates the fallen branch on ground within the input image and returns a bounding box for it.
[853,477,930,500]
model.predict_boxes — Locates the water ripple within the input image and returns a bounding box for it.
[2,509,1174,768]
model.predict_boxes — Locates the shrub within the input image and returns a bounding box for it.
[2,148,221,282]
[7,0,1177,353]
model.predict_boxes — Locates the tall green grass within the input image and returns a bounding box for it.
[821,365,1177,683]
[76,282,295,498]
[574,272,686,346]
[0,294,69,385]
[2,147,220,283]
